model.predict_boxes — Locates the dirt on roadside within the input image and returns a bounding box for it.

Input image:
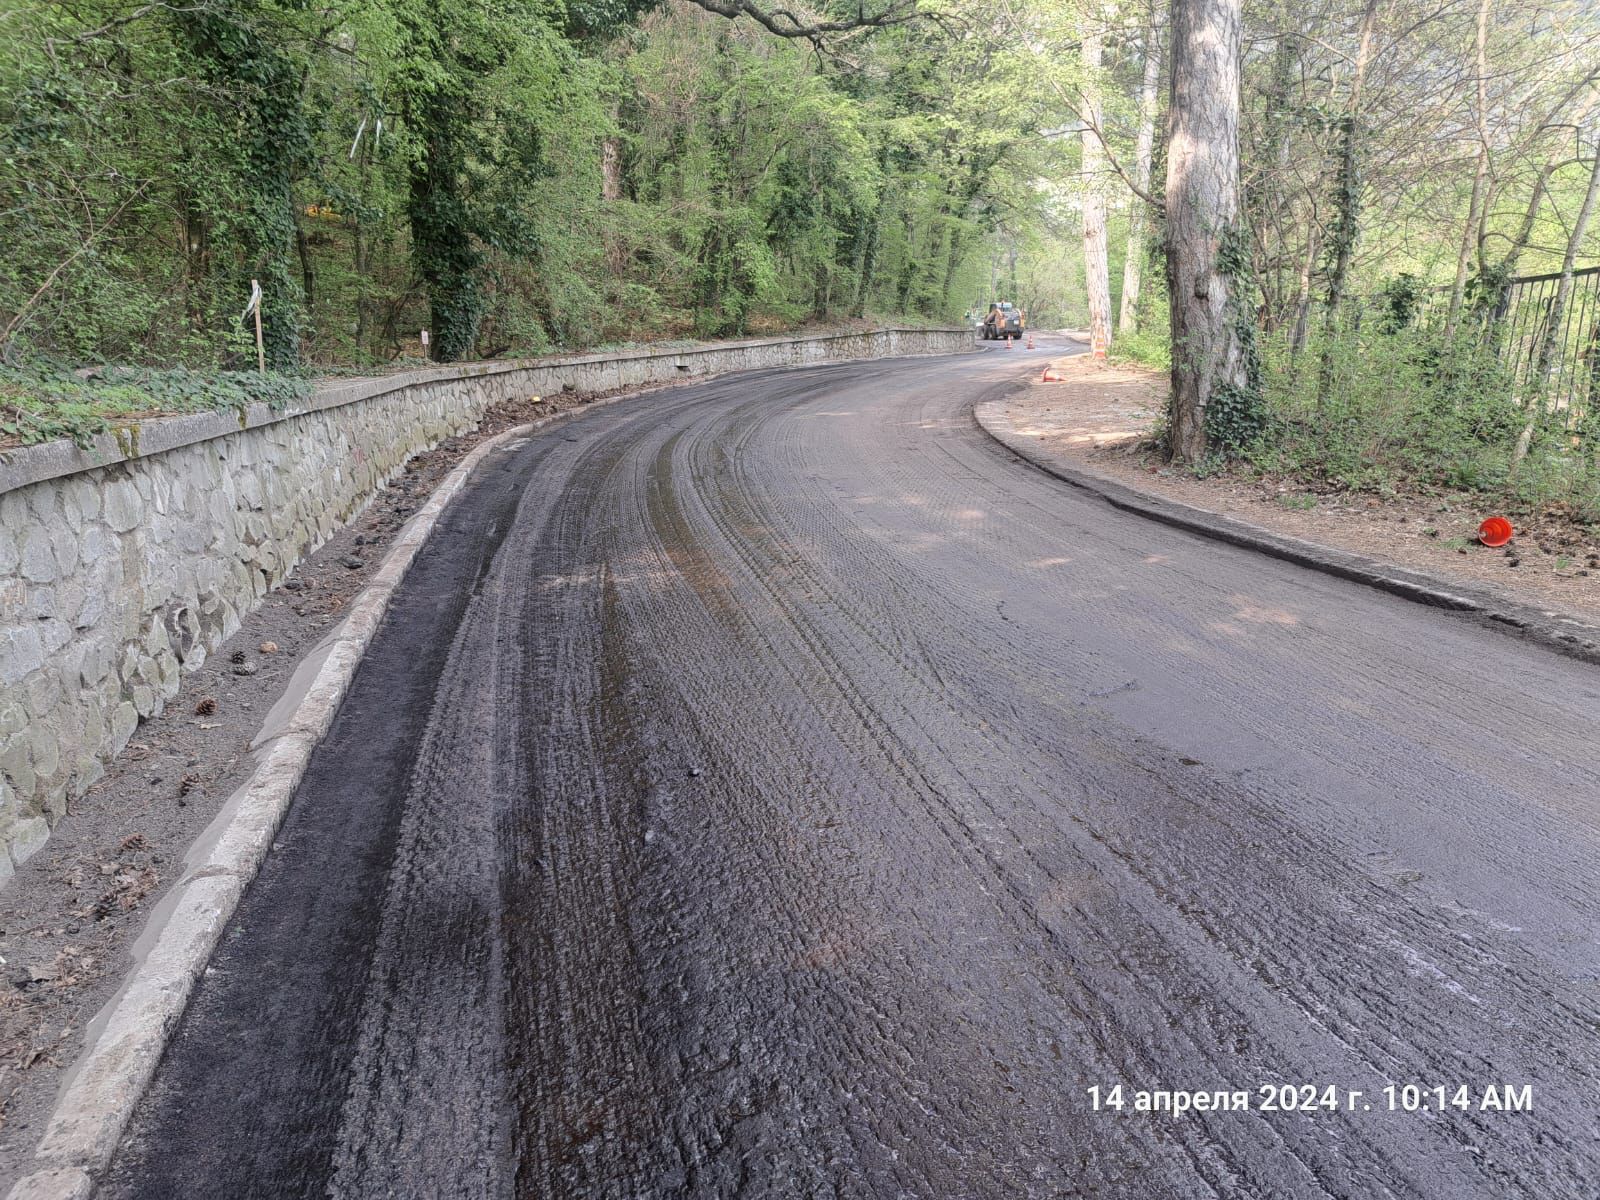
[1004,355,1600,623]
[0,377,678,1183]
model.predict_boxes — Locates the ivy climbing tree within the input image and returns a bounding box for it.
[174,2,312,370]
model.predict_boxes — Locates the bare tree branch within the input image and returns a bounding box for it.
[681,0,921,46]
[0,183,151,356]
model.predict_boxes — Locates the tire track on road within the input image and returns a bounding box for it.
[102,349,1600,1200]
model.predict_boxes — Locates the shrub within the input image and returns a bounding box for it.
[1244,316,1600,519]
[1111,325,1171,371]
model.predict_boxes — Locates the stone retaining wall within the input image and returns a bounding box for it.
[0,328,974,876]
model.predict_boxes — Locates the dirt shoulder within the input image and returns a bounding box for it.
[997,355,1600,624]
[0,377,693,1184]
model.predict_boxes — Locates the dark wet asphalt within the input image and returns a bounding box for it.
[104,343,1600,1199]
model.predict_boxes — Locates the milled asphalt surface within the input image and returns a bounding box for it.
[102,341,1600,1198]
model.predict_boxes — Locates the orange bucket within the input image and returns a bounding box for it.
[1478,516,1514,547]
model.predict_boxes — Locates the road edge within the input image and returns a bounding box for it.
[974,388,1600,668]
[1,386,657,1200]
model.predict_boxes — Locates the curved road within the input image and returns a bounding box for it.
[106,344,1600,1198]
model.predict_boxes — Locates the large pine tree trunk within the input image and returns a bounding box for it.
[1081,22,1112,357]
[1118,5,1162,337]
[1165,0,1248,463]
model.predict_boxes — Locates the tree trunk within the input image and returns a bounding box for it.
[896,217,918,313]
[1118,3,1162,337]
[1484,159,1559,284]
[1165,0,1250,463]
[854,209,881,317]
[1475,92,1598,288]
[1445,147,1488,339]
[601,127,626,279]
[1540,153,1600,370]
[295,226,316,316]
[1322,0,1379,316]
[1315,0,1381,407]
[600,138,623,203]
[1249,30,1298,330]
[850,215,875,318]
[853,147,892,318]
[1081,20,1112,356]
[1444,0,1492,341]
[1512,147,1600,468]
[942,190,982,312]
[1289,226,1319,356]
[409,133,483,361]
[179,180,210,326]
[176,9,306,370]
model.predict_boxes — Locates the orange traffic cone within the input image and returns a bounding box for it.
[1478,516,1514,546]
[1027,334,1035,349]
[1042,366,1065,382]
[1006,335,1014,348]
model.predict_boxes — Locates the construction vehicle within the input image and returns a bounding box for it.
[981,301,1025,341]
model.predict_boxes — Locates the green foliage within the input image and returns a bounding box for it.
[1111,326,1171,371]
[1207,379,1267,453]
[0,0,1038,412]
[1108,242,1170,368]
[0,364,310,448]
[174,3,313,369]
[563,0,660,38]
[1377,272,1425,331]
[1203,220,1266,454]
[1241,319,1600,518]
[389,0,590,360]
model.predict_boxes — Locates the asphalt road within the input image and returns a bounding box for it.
[105,342,1600,1199]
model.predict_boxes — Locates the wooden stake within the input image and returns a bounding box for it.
[252,279,265,373]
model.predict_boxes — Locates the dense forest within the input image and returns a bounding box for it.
[4,0,1600,506]
[0,0,1065,373]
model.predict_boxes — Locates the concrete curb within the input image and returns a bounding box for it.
[1,392,631,1200]
[974,391,1600,668]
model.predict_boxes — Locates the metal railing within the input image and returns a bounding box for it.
[1489,264,1600,432]
[1354,264,1600,437]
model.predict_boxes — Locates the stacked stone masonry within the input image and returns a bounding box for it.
[0,329,974,877]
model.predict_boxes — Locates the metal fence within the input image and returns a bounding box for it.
[1486,264,1600,433]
